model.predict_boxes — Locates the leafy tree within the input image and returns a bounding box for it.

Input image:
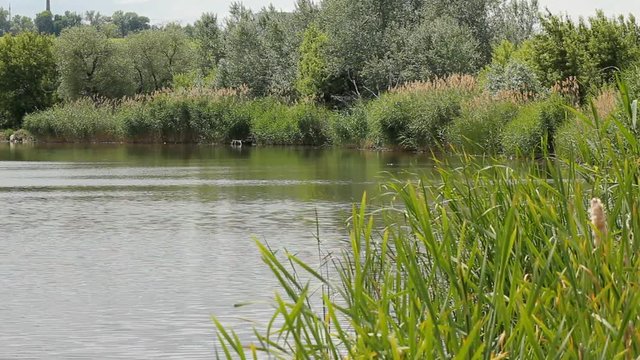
[0,7,10,35]
[318,0,429,98]
[35,11,54,34]
[0,33,56,127]
[319,0,391,93]
[53,11,82,35]
[214,2,312,98]
[532,12,640,97]
[193,13,223,74]
[55,26,135,100]
[10,15,36,34]
[585,12,640,83]
[362,14,480,93]
[216,4,269,95]
[258,6,302,98]
[127,27,194,92]
[493,0,540,44]
[293,0,319,28]
[84,11,107,27]
[415,16,481,77]
[296,24,329,98]
[112,11,150,37]
[422,0,500,63]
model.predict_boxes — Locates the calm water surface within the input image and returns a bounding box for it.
[0,144,435,359]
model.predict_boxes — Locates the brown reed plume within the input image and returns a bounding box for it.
[389,74,477,94]
[590,198,607,248]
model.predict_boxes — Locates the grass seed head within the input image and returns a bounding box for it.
[590,198,607,247]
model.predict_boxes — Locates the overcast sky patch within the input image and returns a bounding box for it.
[1,0,638,25]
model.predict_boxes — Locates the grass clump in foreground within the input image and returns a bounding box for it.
[213,83,640,358]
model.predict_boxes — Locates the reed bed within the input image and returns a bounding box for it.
[213,83,640,359]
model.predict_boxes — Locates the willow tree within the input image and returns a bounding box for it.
[55,26,135,100]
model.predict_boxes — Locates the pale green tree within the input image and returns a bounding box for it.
[10,15,36,34]
[317,0,425,98]
[216,4,269,95]
[296,24,329,98]
[112,11,150,37]
[193,12,223,74]
[127,27,194,92]
[55,26,135,100]
[53,11,82,35]
[493,0,540,45]
[0,8,10,35]
[35,11,54,34]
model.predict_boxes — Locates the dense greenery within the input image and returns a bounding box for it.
[0,32,55,128]
[2,2,640,156]
[212,81,640,359]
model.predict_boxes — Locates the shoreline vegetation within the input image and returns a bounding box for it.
[8,74,625,154]
[0,3,638,158]
[212,80,640,359]
[13,73,628,159]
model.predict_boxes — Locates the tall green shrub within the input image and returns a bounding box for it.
[24,99,122,142]
[331,102,369,147]
[501,95,570,155]
[367,76,477,150]
[447,96,520,153]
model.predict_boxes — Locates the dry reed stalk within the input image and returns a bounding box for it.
[389,74,477,94]
[590,198,607,247]
[592,88,619,119]
[551,76,580,106]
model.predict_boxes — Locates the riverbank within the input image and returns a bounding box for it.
[17,75,627,158]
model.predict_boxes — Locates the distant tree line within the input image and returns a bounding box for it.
[0,8,151,37]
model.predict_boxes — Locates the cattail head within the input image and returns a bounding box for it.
[590,198,607,247]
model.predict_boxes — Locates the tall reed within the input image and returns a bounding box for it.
[213,82,640,359]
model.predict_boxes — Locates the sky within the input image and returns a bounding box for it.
[1,0,639,25]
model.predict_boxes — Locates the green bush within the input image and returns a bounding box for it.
[11,129,34,143]
[365,92,413,147]
[555,85,634,160]
[447,97,520,153]
[291,103,331,146]
[24,99,122,142]
[366,76,477,150]
[23,91,334,145]
[116,92,252,144]
[117,99,159,143]
[621,63,640,98]
[485,60,543,96]
[0,128,14,141]
[501,95,570,155]
[330,102,369,147]
[248,98,300,145]
[367,89,469,150]
[248,98,331,146]
[502,103,546,155]
[554,117,589,159]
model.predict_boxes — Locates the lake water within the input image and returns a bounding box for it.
[0,144,435,359]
